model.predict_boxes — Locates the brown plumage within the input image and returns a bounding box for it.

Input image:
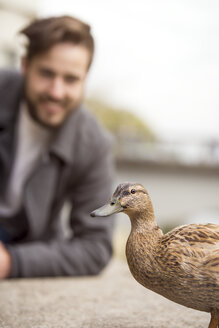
[91,182,219,328]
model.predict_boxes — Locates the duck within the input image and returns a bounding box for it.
[91,182,219,328]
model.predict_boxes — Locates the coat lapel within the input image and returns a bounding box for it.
[24,156,60,239]
[0,71,23,195]
[0,126,15,194]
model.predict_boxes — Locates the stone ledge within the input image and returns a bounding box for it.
[0,258,209,328]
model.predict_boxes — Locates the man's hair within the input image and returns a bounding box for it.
[20,15,95,69]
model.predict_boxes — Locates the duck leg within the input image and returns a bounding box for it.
[208,309,219,328]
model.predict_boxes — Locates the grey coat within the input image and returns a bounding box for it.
[0,70,115,277]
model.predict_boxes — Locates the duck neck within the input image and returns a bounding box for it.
[128,209,163,252]
[129,208,159,235]
[126,210,163,288]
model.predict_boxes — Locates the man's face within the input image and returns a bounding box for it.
[22,42,90,128]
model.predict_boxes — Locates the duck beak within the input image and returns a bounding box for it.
[90,198,123,217]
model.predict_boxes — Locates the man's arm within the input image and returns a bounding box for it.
[6,145,115,278]
[0,242,11,278]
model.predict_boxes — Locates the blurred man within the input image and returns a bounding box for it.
[0,16,114,278]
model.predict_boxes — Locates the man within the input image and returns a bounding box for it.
[0,16,114,278]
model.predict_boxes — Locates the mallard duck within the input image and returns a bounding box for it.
[91,182,219,328]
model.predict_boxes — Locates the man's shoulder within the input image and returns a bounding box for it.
[69,106,114,173]
[78,105,113,149]
[0,69,22,88]
[0,69,23,122]
[0,69,23,106]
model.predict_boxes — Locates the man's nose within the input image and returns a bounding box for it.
[48,78,65,100]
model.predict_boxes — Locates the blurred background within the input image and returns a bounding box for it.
[0,0,218,258]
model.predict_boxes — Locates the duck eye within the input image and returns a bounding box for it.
[131,189,136,194]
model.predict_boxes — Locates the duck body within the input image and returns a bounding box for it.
[126,222,219,314]
[91,182,219,327]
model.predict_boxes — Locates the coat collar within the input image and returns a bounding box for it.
[49,106,83,165]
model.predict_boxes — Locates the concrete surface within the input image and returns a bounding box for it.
[0,258,210,328]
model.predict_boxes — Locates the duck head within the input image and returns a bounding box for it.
[90,182,153,220]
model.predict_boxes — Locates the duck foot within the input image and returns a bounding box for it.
[208,309,219,328]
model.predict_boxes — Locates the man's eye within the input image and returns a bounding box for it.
[65,76,79,84]
[39,69,54,78]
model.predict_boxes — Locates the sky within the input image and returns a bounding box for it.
[39,0,219,142]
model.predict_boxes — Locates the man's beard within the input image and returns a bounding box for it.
[25,92,78,130]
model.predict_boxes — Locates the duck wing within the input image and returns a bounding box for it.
[160,223,219,277]
[155,224,219,312]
